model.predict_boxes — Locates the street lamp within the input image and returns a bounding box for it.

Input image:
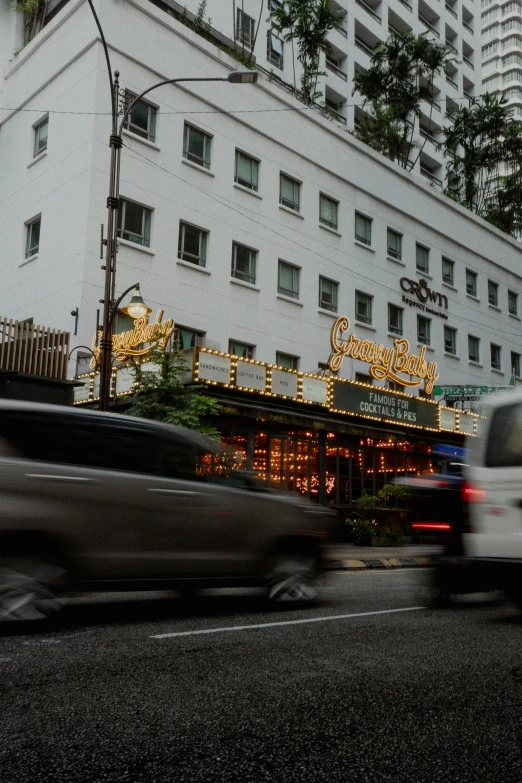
[120,287,152,320]
[87,1,258,412]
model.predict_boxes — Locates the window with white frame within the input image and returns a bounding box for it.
[280,174,300,211]
[235,150,259,191]
[278,260,300,299]
[117,200,151,247]
[468,335,480,363]
[231,243,257,285]
[466,269,478,297]
[387,229,402,260]
[488,279,499,306]
[355,291,372,324]
[123,92,157,143]
[319,195,338,230]
[388,304,403,335]
[25,216,41,258]
[491,343,502,370]
[183,124,211,169]
[511,351,521,378]
[268,33,284,69]
[444,326,457,355]
[442,257,454,285]
[509,289,519,316]
[355,213,372,246]
[178,222,208,266]
[236,8,255,48]
[33,117,48,157]
[319,277,338,312]
[416,244,429,274]
[229,340,255,359]
[276,351,298,370]
[417,315,431,346]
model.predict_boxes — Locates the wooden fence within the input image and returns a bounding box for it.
[0,318,70,380]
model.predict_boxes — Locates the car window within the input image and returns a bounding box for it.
[485,402,522,468]
[0,411,197,479]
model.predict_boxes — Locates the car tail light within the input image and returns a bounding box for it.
[411,522,452,531]
[461,480,485,504]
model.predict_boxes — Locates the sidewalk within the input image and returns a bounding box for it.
[322,543,442,571]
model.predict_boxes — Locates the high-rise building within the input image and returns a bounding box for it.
[481,0,522,121]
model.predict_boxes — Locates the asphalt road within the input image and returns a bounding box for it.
[1,571,522,783]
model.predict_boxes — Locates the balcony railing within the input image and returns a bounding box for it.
[463,20,474,34]
[398,0,412,11]
[446,73,458,88]
[338,26,348,37]
[463,55,474,69]
[446,41,458,54]
[355,36,374,56]
[419,13,440,38]
[326,58,348,80]
[420,127,438,144]
[355,0,381,24]
[420,167,443,187]
[445,3,457,18]
[0,318,70,380]
[323,106,347,125]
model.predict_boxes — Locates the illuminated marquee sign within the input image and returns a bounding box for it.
[328,316,439,395]
[90,310,174,368]
[330,380,439,430]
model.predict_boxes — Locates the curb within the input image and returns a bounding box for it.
[323,556,433,571]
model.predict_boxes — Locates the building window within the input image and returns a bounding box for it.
[229,340,254,359]
[268,33,284,69]
[117,200,151,247]
[178,222,207,266]
[388,304,403,335]
[183,124,211,169]
[123,93,157,143]
[444,326,457,355]
[355,291,372,324]
[236,8,255,47]
[416,244,429,274]
[387,229,402,260]
[278,260,300,299]
[466,269,477,297]
[355,372,373,385]
[174,325,205,349]
[511,351,521,378]
[276,351,298,370]
[231,243,257,284]
[355,213,372,245]
[235,150,259,191]
[490,343,502,370]
[25,216,41,258]
[319,277,338,312]
[417,315,431,346]
[387,380,404,392]
[442,257,454,285]
[509,290,518,316]
[280,174,300,211]
[468,335,480,363]
[488,280,499,307]
[319,195,338,230]
[33,117,48,156]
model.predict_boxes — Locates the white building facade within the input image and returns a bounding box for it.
[0,0,519,502]
[481,0,522,121]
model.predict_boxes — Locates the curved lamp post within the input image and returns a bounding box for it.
[86,0,257,411]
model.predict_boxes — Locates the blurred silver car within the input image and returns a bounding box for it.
[0,400,331,622]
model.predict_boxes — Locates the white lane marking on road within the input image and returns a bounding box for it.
[151,606,425,639]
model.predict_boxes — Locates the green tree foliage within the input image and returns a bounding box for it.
[441,93,512,214]
[352,32,454,170]
[125,348,222,440]
[269,0,344,106]
[14,0,47,45]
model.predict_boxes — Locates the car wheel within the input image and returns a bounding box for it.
[0,557,66,623]
[266,553,319,604]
